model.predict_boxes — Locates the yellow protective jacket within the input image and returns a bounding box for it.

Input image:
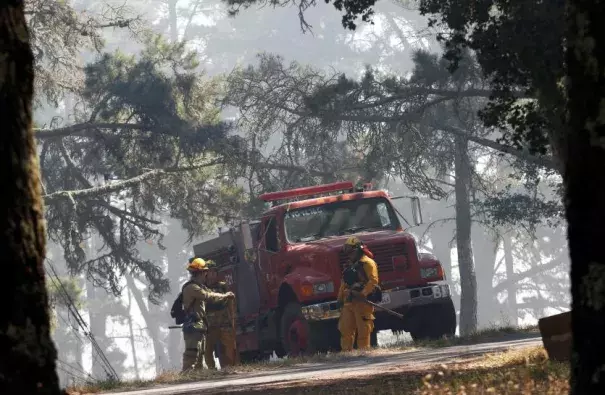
[337,255,379,304]
[205,281,234,329]
[182,281,230,332]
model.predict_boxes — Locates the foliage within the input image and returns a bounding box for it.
[47,276,85,311]
[416,0,565,157]
[26,0,138,106]
[478,192,563,230]
[39,35,247,301]
[222,0,379,31]
[221,0,564,158]
[224,50,557,209]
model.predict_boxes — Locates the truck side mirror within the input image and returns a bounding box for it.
[241,222,253,250]
[411,197,423,226]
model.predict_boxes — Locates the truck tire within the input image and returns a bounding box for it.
[309,320,341,353]
[410,299,457,341]
[279,302,315,357]
[278,303,341,357]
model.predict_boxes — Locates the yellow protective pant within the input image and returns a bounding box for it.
[182,331,205,372]
[204,327,237,369]
[338,300,375,352]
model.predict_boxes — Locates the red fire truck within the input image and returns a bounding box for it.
[192,181,456,362]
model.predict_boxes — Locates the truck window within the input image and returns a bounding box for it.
[284,197,400,243]
[377,202,392,227]
[264,217,278,252]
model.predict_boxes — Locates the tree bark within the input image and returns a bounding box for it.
[0,2,62,393]
[429,223,459,312]
[565,3,605,393]
[454,136,477,336]
[502,234,518,327]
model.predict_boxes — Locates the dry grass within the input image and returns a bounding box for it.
[233,347,569,395]
[66,325,544,394]
[66,349,418,394]
[388,324,540,350]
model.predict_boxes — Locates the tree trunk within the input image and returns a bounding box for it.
[429,223,459,312]
[566,4,605,393]
[454,136,477,336]
[125,275,168,376]
[126,290,140,380]
[472,225,500,328]
[0,3,62,393]
[502,234,518,327]
[86,281,109,380]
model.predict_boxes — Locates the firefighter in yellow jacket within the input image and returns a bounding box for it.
[181,258,235,372]
[337,236,379,351]
[204,260,238,369]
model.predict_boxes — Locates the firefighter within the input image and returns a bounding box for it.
[203,260,238,369]
[181,258,235,372]
[337,236,379,352]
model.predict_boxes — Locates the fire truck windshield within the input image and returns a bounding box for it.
[284,197,400,243]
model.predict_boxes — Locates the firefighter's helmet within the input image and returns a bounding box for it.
[342,236,363,253]
[187,258,209,272]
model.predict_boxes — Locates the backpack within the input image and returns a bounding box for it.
[170,281,194,325]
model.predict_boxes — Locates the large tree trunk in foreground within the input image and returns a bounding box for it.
[0,2,61,394]
[566,3,605,393]
[454,136,477,336]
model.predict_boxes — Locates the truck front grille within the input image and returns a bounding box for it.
[339,243,408,273]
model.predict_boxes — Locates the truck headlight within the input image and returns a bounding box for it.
[313,281,334,294]
[420,267,439,279]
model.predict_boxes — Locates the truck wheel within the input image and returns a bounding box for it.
[309,320,341,353]
[410,299,457,341]
[279,302,315,357]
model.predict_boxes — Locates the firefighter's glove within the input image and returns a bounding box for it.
[225,292,235,299]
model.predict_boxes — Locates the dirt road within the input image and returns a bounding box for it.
[107,335,542,395]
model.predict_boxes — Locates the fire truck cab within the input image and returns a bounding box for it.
[193,181,456,361]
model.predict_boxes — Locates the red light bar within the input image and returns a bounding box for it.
[259,181,354,202]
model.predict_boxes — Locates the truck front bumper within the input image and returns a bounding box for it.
[301,283,452,322]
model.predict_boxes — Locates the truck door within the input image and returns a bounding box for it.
[258,215,281,306]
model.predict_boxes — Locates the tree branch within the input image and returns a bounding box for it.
[432,123,560,172]
[35,122,146,139]
[43,161,225,203]
[493,259,565,294]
